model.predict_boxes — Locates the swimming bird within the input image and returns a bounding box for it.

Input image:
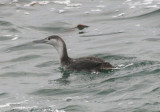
[76,24,89,30]
[33,35,114,72]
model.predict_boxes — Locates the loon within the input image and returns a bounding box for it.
[33,35,114,72]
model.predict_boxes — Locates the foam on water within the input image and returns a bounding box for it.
[0,100,28,108]
[116,63,134,69]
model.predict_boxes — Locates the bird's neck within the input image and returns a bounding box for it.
[54,40,70,65]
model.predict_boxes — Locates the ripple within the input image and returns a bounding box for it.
[151,87,160,93]
[10,55,40,62]
[100,54,136,60]
[5,109,27,112]
[144,38,160,42]
[1,106,65,112]
[96,88,115,95]
[0,72,49,77]
[134,8,160,18]
[29,26,69,33]
[0,100,28,109]
[36,61,55,68]
[101,60,160,84]
[31,88,80,96]
[114,8,160,20]
[0,92,7,97]
[5,42,46,52]
[81,31,124,37]
[0,35,11,41]
[149,68,160,74]
[127,61,159,69]
[0,20,12,26]
[29,107,65,112]
[61,105,85,112]
[7,28,20,33]
[24,1,49,7]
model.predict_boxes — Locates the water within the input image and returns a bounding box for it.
[0,0,160,112]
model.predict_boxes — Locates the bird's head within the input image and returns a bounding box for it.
[33,35,63,46]
[33,35,68,60]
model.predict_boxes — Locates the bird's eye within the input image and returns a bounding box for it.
[48,37,51,40]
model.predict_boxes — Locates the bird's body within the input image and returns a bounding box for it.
[61,57,113,72]
[33,35,114,72]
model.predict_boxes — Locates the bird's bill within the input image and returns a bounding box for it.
[33,39,46,43]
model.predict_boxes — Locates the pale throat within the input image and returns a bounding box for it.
[53,41,66,60]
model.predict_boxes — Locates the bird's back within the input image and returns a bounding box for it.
[66,57,113,72]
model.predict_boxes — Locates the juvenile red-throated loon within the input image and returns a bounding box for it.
[33,35,114,72]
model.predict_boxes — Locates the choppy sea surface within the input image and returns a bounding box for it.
[0,0,160,112]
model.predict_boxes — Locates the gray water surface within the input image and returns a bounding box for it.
[0,0,160,112]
